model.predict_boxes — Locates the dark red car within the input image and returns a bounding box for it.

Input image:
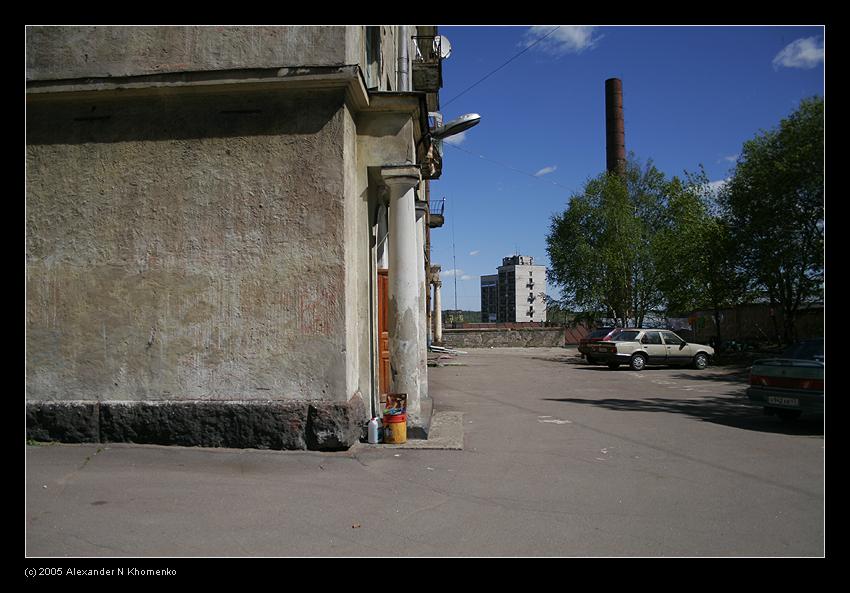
[578,327,622,364]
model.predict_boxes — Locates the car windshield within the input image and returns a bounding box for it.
[782,340,824,361]
[614,330,641,342]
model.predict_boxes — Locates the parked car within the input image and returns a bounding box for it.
[578,327,622,364]
[746,339,824,421]
[587,328,715,371]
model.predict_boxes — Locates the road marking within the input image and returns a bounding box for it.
[537,416,572,425]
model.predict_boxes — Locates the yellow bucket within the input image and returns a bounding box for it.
[383,413,407,444]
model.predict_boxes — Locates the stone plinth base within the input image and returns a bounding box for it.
[26,397,367,452]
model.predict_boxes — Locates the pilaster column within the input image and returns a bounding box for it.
[434,280,443,344]
[415,206,428,404]
[381,165,423,427]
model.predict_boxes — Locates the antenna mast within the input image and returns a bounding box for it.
[452,214,458,314]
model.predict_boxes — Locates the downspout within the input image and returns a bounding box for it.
[397,25,410,92]
[372,203,389,419]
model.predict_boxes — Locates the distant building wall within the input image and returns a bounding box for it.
[480,274,498,322]
[690,303,824,343]
[494,255,547,323]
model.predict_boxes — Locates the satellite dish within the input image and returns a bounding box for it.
[431,113,481,140]
[437,35,452,59]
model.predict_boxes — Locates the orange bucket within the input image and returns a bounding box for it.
[383,412,407,444]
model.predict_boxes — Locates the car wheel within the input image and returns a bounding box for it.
[693,353,708,370]
[629,354,647,371]
[586,355,597,365]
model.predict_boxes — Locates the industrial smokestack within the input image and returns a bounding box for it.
[605,78,626,177]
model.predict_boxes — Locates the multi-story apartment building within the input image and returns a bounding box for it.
[480,256,546,323]
[26,25,454,449]
[480,274,498,322]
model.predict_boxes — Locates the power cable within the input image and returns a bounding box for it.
[441,26,562,109]
[445,142,576,192]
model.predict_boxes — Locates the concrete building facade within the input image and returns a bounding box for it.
[26,26,451,450]
[480,256,547,323]
[480,274,498,323]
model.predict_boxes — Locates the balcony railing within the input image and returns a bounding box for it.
[413,36,444,65]
[412,36,442,95]
[429,197,445,229]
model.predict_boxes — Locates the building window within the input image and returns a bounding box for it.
[365,27,382,90]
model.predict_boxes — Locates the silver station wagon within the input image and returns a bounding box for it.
[586,329,715,371]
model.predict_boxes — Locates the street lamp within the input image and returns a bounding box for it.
[430,113,481,140]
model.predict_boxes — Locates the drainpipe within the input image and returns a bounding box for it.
[397,25,410,92]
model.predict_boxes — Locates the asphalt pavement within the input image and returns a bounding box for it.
[25,347,825,558]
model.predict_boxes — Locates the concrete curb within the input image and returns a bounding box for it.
[359,411,464,450]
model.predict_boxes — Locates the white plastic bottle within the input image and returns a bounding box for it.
[367,417,381,444]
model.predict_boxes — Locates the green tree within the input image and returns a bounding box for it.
[547,157,668,328]
[720,97,824,344]
[654,168,743,348]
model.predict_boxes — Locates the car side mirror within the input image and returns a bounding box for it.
[680,343,687,349]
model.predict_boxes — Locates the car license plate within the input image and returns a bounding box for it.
[767,396,799,407]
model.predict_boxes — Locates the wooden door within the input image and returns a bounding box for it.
[377,269,390,398]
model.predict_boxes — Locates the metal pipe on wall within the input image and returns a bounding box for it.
[398,25,410,92]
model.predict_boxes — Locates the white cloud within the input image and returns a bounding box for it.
[524,26,602,55]
[469,250,480,256]
[718,154,739,164]
[443,131,467,145]
[772,37,824,70]
[534,165,558,177]
[707,178,730,195]
[442,269,464,277]
[460,275,474,281]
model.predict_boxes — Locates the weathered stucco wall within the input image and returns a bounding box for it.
[26,87,353,404]
[26,26,353,81]
[24,25,427,449]
[342,102,373,408]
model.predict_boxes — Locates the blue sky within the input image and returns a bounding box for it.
[427,25,825,311]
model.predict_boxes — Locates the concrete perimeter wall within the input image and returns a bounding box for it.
[442,328,566,348]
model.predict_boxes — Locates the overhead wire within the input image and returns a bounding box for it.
[441,25,562,109]
[444,142,576,192]
[439,26,575,192]
[436,26,570,312]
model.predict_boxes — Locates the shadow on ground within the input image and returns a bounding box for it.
[543,394,823,437]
